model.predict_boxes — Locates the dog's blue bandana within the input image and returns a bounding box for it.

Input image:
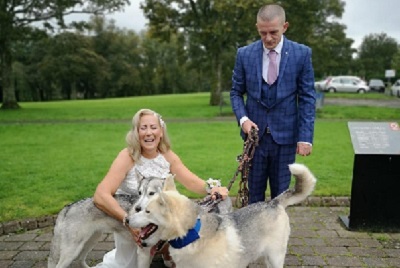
[169,218,201,249]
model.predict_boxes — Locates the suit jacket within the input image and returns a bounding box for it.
[230,36,316,145]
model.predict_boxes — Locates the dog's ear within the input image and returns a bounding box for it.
[158,191,168,207]
[163,174,177,192]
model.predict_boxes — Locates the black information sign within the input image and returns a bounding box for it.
[340,122,400,230]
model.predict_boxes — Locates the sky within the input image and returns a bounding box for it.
[106,0,400,49]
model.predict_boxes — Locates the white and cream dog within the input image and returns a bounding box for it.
[129,163,317,268]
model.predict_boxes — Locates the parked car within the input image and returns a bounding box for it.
[324,76,370,94]
[368,79,385,92]
[314,77,330,91]
[391,79,400,97]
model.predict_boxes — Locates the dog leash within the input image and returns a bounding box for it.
[198,127,259,211]
[229,127,259,208]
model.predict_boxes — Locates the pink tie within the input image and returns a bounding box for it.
[268,50,278,85]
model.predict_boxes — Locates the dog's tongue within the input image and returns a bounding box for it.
[140,224,155,239]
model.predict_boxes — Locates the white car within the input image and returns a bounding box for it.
[390,79,400,97]
[314,77,331,91]
[324,76,370,94]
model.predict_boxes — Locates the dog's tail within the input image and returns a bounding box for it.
[275,163,317,208]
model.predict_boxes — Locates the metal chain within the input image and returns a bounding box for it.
[228,127,259,208]
[198,127,259,211]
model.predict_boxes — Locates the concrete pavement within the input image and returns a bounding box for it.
[1,206,400,268]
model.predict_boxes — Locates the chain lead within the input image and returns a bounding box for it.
[199,127,259,211]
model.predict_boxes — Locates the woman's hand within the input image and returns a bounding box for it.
[210,186,229,200]
[128,227,143,248]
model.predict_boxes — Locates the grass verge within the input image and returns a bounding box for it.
[0,92,399,222]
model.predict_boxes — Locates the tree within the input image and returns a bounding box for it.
[391,48,400,81]
[39,32,109,100]
[9,28,50,101]
[88,17,141,97]
[141,0,269,105]
[141,0,349,105]
[264,0,353,78]
[257,0,354,79]
[139,32,190,95]
[357,33,398,80]
[0,0,129,109]
[310,22,355,78]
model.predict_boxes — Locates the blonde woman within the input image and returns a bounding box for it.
[94,108,229,268]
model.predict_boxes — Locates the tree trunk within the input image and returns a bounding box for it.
[0,15,20,109]
[209,58,222,106]
[70,81,77,100]
[1,49,20,109]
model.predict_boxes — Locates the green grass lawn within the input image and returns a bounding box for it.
[0,93,223,122]
[322,92,395,99]
[0,92,399,222]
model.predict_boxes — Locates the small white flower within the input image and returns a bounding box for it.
[159,117,165,128]
[154,112,165,128]
[206,178,221,188]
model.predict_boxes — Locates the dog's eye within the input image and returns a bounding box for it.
[138,191,142,195]
[145,210,150,214]
[149,192,155,196]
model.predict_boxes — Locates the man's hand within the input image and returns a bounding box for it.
[242,120,258,134]
[297,143,312,156]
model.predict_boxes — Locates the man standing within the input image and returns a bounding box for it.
[230,4,316,204]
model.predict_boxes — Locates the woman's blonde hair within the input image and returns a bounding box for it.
[126,108,171,162]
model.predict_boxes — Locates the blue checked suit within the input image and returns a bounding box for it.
[230,36,316,203]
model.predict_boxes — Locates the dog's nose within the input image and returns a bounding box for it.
[141,242,147,247]
[135,206,141,212]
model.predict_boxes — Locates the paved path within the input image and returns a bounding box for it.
[323,97,400,108]
[1,206,400,268]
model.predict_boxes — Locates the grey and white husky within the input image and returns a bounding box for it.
[48,174,233,268]
[48,176,165,268]
[129,163,317,268]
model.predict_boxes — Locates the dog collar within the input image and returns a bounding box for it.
[169,218,201,249]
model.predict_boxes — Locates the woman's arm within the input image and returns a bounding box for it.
[164,150,229,198]
[93,148,134,222]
